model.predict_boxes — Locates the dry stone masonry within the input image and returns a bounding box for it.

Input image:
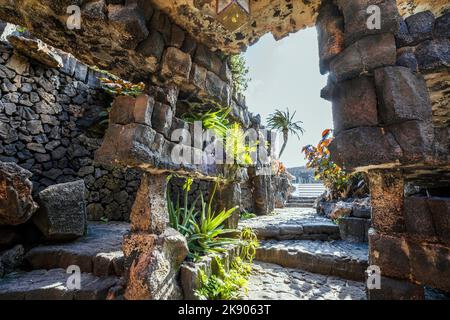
[0,0,449,300]
[316,0,450,299]
[0,39,141,222]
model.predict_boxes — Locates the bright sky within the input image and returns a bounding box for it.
[243,27,333,168]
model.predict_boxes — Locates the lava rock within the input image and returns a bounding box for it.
[33,180,87,241]
[0,162,38,226]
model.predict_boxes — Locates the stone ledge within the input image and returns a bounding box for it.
[0,268,119,300]
[25,222,129,277]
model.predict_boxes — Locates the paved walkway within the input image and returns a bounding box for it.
[243,262,366,300]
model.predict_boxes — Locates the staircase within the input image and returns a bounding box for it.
[0,222,128,300]
[239,207,369,300]
[285,184,326,208]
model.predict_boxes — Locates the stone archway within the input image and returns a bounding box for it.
[0,0,449,300]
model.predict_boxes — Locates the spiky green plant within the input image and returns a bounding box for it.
[183,99,231,138]
[167,177,239,260]
[267,108,305,158]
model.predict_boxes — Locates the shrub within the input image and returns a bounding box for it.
[99,77,145,97]
[195,256,252,300]
[194,227,259,300]
[303,129,362,200]
[182,99,231,138]
[229,54,251,94]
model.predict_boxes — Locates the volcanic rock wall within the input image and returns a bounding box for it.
[317,0,450,299]
[0,40,141,221]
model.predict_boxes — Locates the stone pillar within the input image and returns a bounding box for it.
[123,173,188,300]
[317,0,449,299]
[215,181,242,229]
[367,170,425,299]
[251,172,275,216]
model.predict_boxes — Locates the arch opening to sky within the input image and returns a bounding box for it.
[244,27,333,168]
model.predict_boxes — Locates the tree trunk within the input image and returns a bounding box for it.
[278,130,289,158]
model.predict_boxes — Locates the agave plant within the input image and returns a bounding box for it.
[167,177,239,260]
[267,108,305,158]
[187,185,239,260]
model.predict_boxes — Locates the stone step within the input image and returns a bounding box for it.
[288,202,316,206]
[285,203,314,208]
[25,222,129,277]
[287,198,316,203]
[255,240,369,281]
[0,269,119,300]
[240,209,340,241]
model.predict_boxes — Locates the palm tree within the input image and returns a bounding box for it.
[267,108,305,158]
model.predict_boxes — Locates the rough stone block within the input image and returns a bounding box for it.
[219,59,232,83]
[181,34,198,55]
[0,162,38,226]
[405,10,435,44]
[125,0,154,21]
[189,63,207,91]
[123,228,188,300]
[329,127,402,170]
[170,117,190,145]
[151,102,173,138]
[130,173,168,234]
[368,171,405,233]
[205,71,229,105]
[160,47,192,84]
[337,0,400,46]
[352,198,372,219]
[408,240,450,292]
[316,0,344,74]
[396,47,418,72]
[109,94,154,126]
[388,120,433,163]
[369,230,411,280]
[0,244,24,276]
[396,18,414,47]
[151,84,179,109]
[7,35,63,69]
[194,44,223,75]
[33,180,87,241]
[95,123,160,169]
[428,197,450,245]
[149,10,171,43]
[374,66,432,125]
[330,33,396,82]
[170,24,185,48]
[338,217,370,243]
[404,196,435,238]
[108,4,149,49]
[367,276,424,300]
[332,76,378,134]
[434,12,450,38]
[252,174,275,216]
[415,38,450,71]
[136,30,165,68]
